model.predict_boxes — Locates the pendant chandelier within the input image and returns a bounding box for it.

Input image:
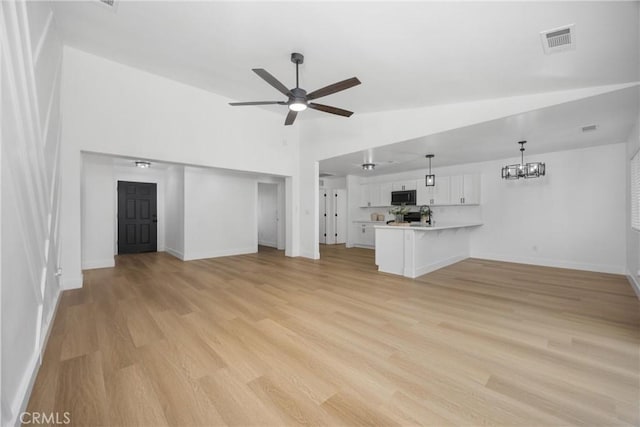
[425,154,435,186]
[501,141,545,180]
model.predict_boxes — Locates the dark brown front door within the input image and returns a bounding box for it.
[117,181,157,254]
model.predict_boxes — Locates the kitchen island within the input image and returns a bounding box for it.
[374,223,482,278]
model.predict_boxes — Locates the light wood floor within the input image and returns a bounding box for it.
[27,246,639,426]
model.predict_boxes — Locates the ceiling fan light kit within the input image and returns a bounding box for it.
[501,141,546,180]
[229,53,361,126]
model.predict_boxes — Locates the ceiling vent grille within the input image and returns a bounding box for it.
[95,0,118,11]
[540,24,575,54]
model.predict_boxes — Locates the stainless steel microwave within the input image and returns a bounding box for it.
[391,190,416,205]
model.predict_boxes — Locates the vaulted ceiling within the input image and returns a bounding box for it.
[52,1,639,174]
[52,1,638,115]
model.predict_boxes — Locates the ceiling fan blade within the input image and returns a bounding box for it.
[308,102,354,117]
[253,69,292,97]
[284,110,298,126]
[229,101,285,106]
[306,77,361,101]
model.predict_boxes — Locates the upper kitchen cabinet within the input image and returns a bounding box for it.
[450,174,480,205]
[391,181,417,191]
[359,184,372,207]
[359,183,392,207]
[376,183,392,206]
[417,176,451,205]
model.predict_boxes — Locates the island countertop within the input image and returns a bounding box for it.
[374,222,483,231]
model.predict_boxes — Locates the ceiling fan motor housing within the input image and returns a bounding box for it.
[290,87,307,106]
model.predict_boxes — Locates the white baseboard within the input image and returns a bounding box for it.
[62,273,83,290]
[300,249,320,260]
[183,246,256,261]
[258,240,277,248]
[471,252,625,275]
[81,258,115,270]
[626,271,640,300]
[164,247,185,260]
[353,244,374,249]
[9,288,62,427]
[413,254,467,278]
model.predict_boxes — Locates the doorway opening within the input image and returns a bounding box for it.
[117,180,158,254]
[258,182,284,252]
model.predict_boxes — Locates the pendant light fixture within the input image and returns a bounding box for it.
[501,141,545,180]
[425,154,435,186]
[362,162,375,171]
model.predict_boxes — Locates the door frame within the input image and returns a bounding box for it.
[256,179,286,251]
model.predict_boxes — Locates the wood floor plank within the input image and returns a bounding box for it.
[25,246,640,426]
[54,352,108,426]
[104,364,169,427]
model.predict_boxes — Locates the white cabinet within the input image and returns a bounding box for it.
[450,174,480,205]
[434,176,451,205]
[370,183,382,207]
[392,181,417,191]
[378,183,392,206]
[359,184,371,207]
[360,175,479,207]
[417,176,449,205]
[355,223,375,247]
[417,182,432,205]
[360,183,392,207]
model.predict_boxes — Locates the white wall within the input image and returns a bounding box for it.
[626,119,640,296]
[81,154,115,268]
[625,5,640,297]
[471,143,626,274]
[165,165,185,259]
[183,167,258,260]
[1,1,63,426]
[60,47,301,288]
[351,143,627,274]
[320,176,347,189]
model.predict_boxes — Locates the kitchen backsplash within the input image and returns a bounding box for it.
[359,205,481,224]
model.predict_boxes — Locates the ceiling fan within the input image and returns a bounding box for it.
[229,53,361,126]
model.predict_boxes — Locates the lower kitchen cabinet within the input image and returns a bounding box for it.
[355,223,375,247]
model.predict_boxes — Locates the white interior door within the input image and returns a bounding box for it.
[333,189,347,244]
[319,188,327,244]
[258,183,278,248]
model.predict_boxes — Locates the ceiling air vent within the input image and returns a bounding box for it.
[582,124,598,133]
[95,0,118,11]
[540,24,575,54]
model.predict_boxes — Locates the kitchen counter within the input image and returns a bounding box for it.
[375,222,483,231]
[374,222,482,278]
